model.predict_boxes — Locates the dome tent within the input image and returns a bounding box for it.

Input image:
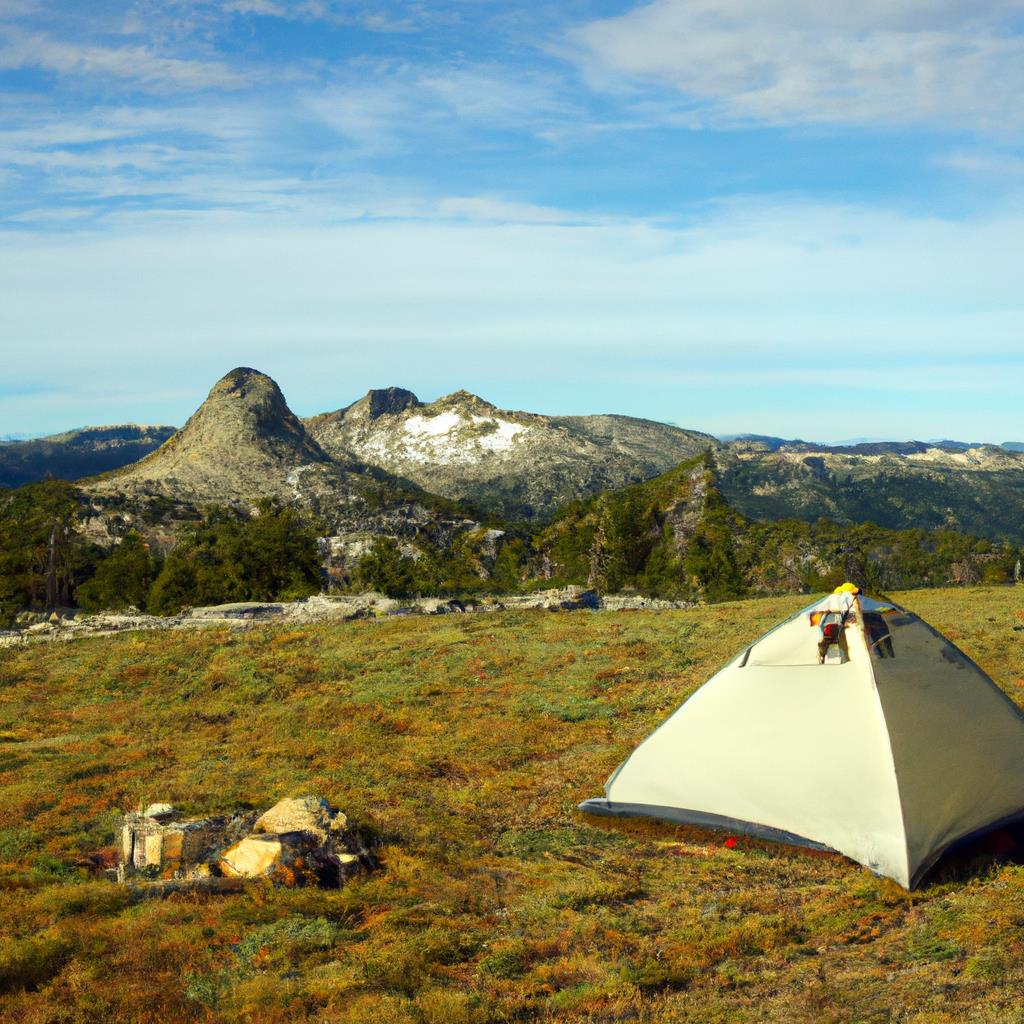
[580,587,1024,888]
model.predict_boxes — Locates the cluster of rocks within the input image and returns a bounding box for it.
[1,588,691,647]
[118,796,372,890]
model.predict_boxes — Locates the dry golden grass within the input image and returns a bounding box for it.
[0,587,1023,1022]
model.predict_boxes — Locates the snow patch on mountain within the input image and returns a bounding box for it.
[360,410,532,466]
[404,412,462,439]
[471,416,528,452]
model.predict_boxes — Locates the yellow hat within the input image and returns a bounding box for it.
[833,582,861,594]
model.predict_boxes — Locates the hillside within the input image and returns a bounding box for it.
[0,425,176,489]
[531,453,1019,600]
[305,388,716,520]
[1,590,1023,1022]
[719,440,1024,543]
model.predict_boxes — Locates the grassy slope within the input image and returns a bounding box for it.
[1,588,1023,1023]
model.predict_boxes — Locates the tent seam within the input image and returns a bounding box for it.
[859,595,912,888]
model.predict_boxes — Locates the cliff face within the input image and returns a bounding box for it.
[306,388,717,521]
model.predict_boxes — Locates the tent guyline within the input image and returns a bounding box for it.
[580,584,1024,888]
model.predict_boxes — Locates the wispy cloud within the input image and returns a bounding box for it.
[0,26,247,89]
[1,2,1023,441]
[566,0,1024,132]
[304,63,578,154]
[169,0,424,33]
[939,150,1024,177]
[2,196,1023,437]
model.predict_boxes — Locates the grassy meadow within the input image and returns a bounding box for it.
[2,587,1024,1023]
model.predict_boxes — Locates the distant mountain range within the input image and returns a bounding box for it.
[4,369,1024,547]
[0,424,176,489]
[720,433,1022,454]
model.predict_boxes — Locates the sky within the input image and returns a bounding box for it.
[1,0,1023,443]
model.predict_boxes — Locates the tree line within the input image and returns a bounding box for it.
[0,474,1020,626]
[0,482,322,626]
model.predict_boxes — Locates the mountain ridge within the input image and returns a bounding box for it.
[305,387,717,520]
[4,368,1024,547]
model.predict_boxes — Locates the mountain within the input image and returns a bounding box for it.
[10,369,1024,559]
[716,434,801,451]
[0,424,176,489]
[532,453,1018,600]
[718,440,1024,543]
[305,388,717,520]
[86,368,341,506]
[81,369,475,559]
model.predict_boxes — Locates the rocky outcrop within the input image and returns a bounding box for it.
[118,796,371,889]
[119,808,256,882]
[85,368,339,508]
[252,795,348,845]
[0,590,693,648]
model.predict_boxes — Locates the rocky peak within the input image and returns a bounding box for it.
[173,367,325,455]
[203,366,293,420]
[306,385,716,521]
[345,387,421,422]
[429,390,500,415]
[85,367,335,505]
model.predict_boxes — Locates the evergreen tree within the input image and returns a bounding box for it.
[351,537,418,597]
[490,539,524,594]
[76,533,158,612]
[0,480,94,623]
[147,505,321,614]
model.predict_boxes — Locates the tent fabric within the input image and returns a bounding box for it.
[580,593,1024,888]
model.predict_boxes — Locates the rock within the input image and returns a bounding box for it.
[254,795,347,844]
[143,802,176,820]
[188,602,287,621]
[219,835,287,880]
[218,832,360,888]
[120,812,251,880]
[490,586,602,612]
[117,795,368,890]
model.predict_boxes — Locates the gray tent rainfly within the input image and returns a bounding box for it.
[580,587,1024,888]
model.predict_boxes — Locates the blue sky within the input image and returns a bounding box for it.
[1,0,1023,442]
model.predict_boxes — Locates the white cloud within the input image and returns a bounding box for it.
[222,0,286,14]
[436,196,607,225]
[940,150,1024,177]
[304,63,578,155]
[0,0,39,16]
[1,195,1022,437]
[170,0,422,32]
[0,26,246,89]
[567,0,1024,131]
[2,196,1021,359]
